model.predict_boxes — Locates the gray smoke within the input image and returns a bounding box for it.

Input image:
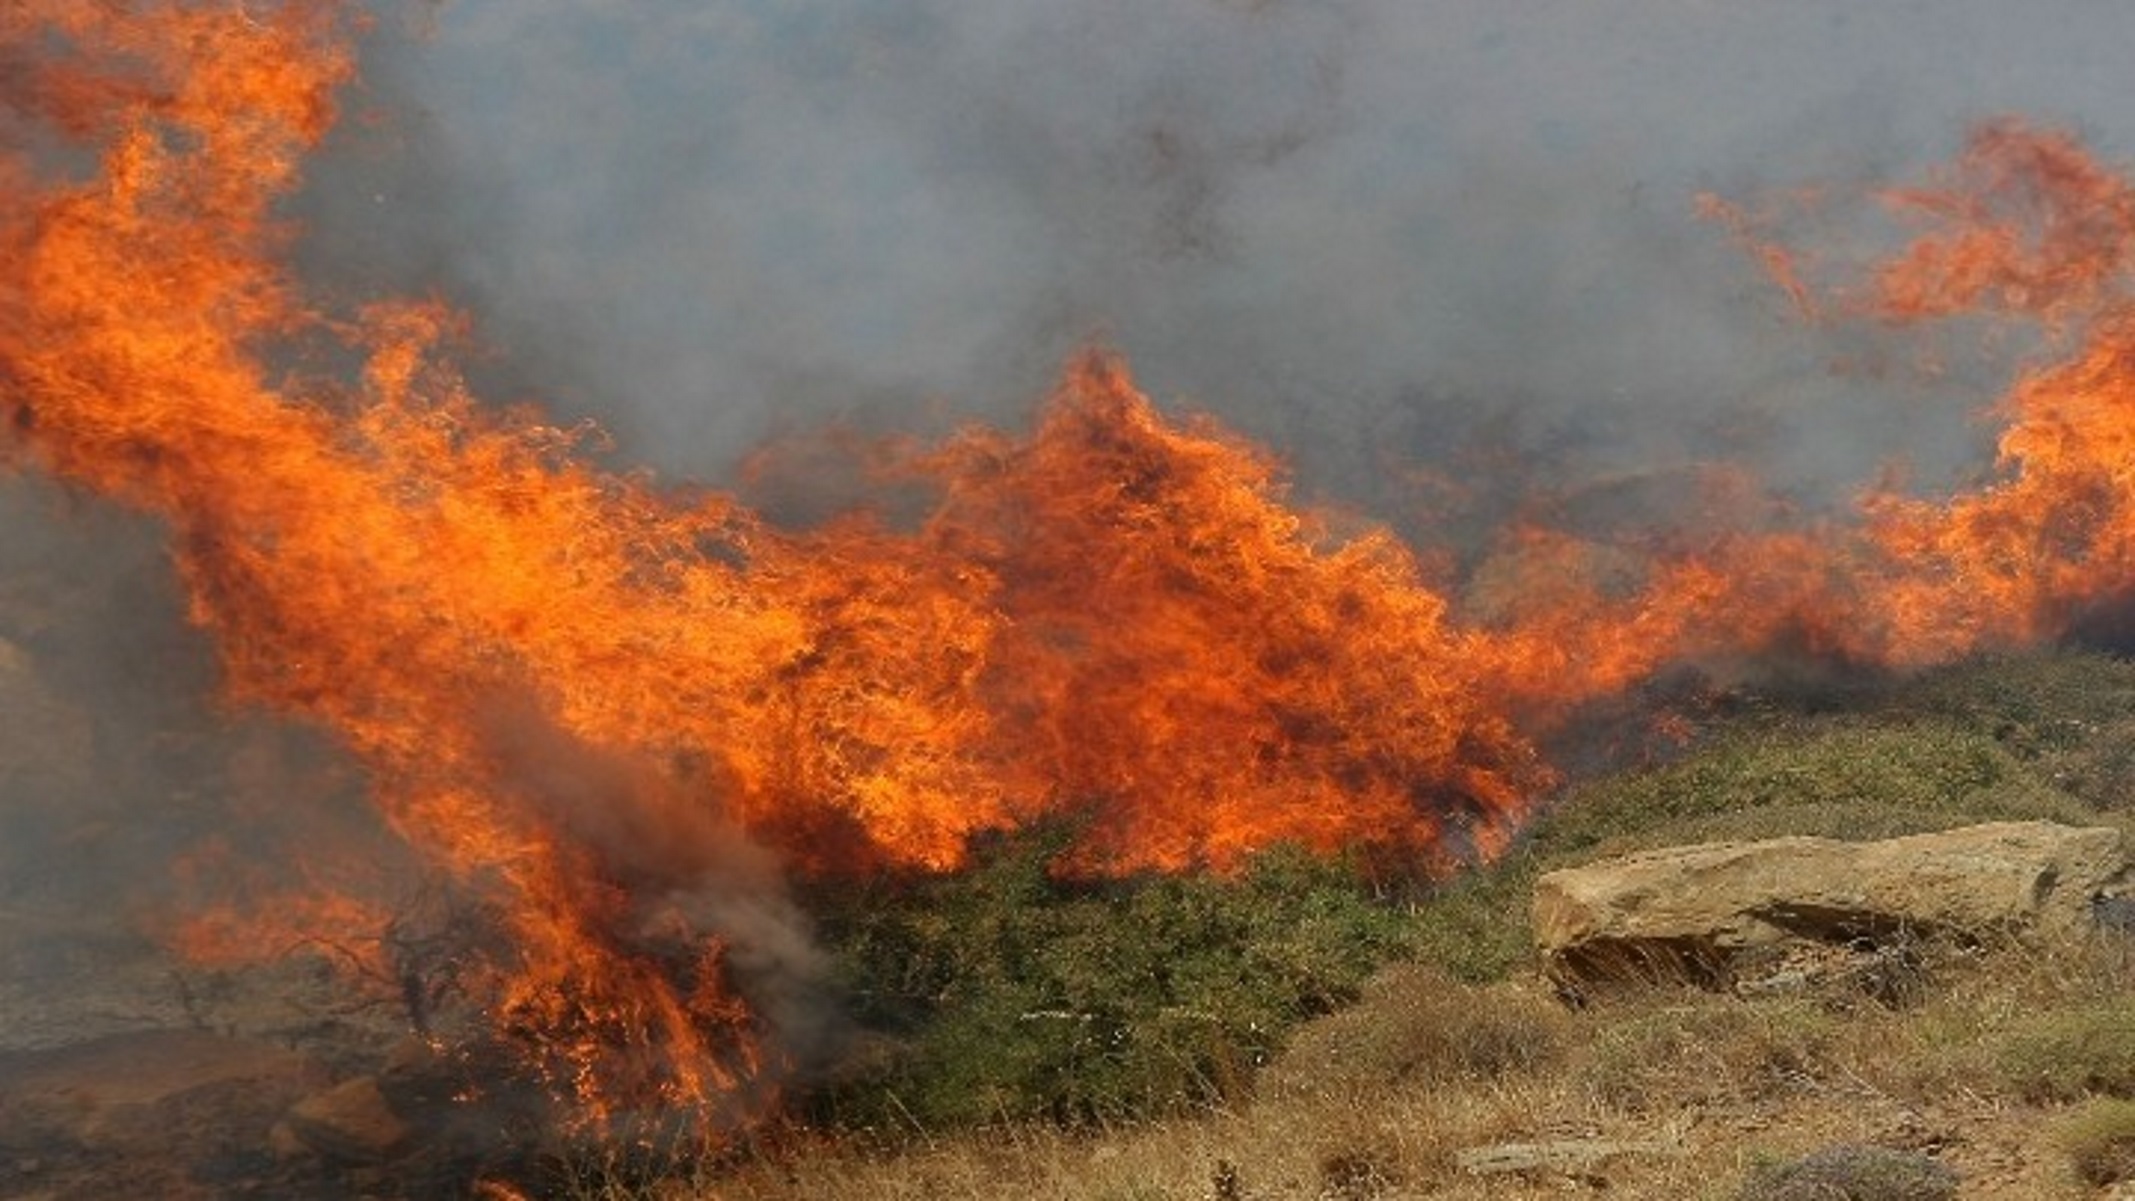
[473,696,832,1060]
[296,0,2135,537]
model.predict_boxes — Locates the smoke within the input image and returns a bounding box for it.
[289,0,2135,534]
[473,697,833,1059]
[0,469,409,1052]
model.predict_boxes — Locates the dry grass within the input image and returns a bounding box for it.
[627,923,2135,1201]
[1256,963,1572,1095]
[2057,1097,2135,1187]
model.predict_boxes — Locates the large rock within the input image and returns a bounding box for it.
[1535,821,2131,990]
[281,1075,412,1163]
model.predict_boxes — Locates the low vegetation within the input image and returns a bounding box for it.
[1736,1143,1960,1201]
[1995,999,2135,1102]
[799,832,1422,1130]
[2057,1097,2135,1187]
[562,650,2135,1198]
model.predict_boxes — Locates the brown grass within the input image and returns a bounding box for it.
[2057,1097,2135,1187]
[635,923,2135,1201]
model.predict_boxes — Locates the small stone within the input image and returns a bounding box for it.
[1455,1139,1682,1176]
[268,1118,309,1161]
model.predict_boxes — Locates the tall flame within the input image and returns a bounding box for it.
[11,0,2135,1139]
[0,1,1545,1127]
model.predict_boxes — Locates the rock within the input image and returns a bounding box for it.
[1455,1139,1683,1176]
[1535,821,2131,991]
[2094,891,2135,932]
[283,1075,412,1163]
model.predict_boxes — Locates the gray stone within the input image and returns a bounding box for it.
[1456,1139,1683,1176]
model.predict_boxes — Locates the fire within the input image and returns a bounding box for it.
[0,0,1546,1130]
[918,354,1548,872]
[11,0,2135,1145]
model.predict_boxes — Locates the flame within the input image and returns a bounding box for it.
[0,0,1544,1130]
[12,0,2135,1144]
[917,354,1547,871]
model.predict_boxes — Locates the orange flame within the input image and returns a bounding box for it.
[0,1,1543,1130]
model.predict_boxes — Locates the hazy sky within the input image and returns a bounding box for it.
[298,0,2135,530]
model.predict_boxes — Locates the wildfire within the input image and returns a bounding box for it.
[9,0,2135,1142]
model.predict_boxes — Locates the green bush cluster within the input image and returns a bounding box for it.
[805,830,1419,1130]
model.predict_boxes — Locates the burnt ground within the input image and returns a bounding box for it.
[0,906,429,1200]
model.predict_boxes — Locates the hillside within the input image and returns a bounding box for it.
[608,650,2135,1201]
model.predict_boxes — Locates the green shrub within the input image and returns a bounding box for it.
[1400,859,1537,984]
[806,832,1418,1130]
[2058,1097,2135,1186]
[1535,720,2080,860]
[1994,999,2135,1101]
[1736,1143,1958,1201]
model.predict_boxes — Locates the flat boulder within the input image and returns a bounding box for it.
[281,1075,412,1163]
[1535,821,2131,992]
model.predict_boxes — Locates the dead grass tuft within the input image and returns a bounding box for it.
[1994,997,2135,1102]
[1576,992,1844,1112]
[2056,1097,2135,1186]
[1260,964,1570,1095]
[1315,1147,1402,1200]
